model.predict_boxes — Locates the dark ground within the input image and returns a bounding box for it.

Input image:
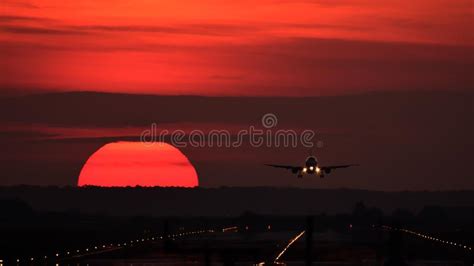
[0,187,473,265]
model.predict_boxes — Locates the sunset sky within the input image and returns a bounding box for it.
[1,0,472,96]
[0,0,472,190]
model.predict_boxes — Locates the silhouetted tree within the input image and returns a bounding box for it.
[418,205,447,226]
[352,201,383,225]
[0,198,34,221]
[392,209,415,225]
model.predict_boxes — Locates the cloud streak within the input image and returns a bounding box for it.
[0,25,86,35]
[0,0,472,96]
[0,15,50,22]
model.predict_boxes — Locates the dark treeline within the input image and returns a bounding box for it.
[1,186,473,216]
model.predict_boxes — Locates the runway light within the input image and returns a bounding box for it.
[274,230,305,262]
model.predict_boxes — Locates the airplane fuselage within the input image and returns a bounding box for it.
[302,156,321,176]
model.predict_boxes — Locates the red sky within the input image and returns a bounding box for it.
[0,0,472,190]
[1,0,472,96]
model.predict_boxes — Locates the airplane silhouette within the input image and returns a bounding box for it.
[265,153,358,178]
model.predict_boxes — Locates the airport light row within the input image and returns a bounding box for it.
[382,225,473,252]
[256,230,305,265]
[2,226,237,265]
[274,230,306,263]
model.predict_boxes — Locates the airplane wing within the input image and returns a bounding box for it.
[264,164,302,173]
[320,164,359,171]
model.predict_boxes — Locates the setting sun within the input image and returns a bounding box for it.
[78,141,198,187]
